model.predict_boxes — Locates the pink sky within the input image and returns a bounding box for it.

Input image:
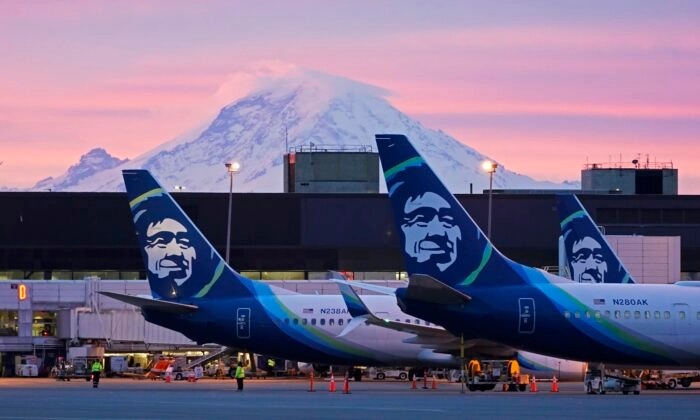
[1,1,699,191]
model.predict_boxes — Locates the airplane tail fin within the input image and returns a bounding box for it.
[556,194,634,284]
[375,134,527,290]
[122,169,258,301]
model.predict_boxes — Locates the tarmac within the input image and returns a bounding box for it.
[1,377,698,419]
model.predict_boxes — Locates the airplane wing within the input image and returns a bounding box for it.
[335,280,516,357]
[100,291,199,314]
[404,274,471,305]
[334,280,452,338]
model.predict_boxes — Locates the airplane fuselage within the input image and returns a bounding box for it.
[399,277,700,369]
[144,293,459,367]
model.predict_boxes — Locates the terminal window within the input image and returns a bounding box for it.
[0,310,18,336]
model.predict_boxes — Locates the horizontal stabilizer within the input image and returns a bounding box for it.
[405,274,471,305]
[100,291,198,314]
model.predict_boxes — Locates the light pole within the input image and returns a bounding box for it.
[225,161,241,264]
[481,161,498,239]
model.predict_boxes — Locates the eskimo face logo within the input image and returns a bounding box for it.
[401,191,461,272]
[144,218,197,285]
[570,236,608,283]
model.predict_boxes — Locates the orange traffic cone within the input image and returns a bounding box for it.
[431,375,437,390]
[551,375,559,393]
[530,375,538,392]
[411,376,417,389]
[308,371,315,392]
[329,372,336,393]
[165,372,171,383]
[343,372,350,394]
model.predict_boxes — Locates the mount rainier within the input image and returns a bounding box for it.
[31,71,578,193]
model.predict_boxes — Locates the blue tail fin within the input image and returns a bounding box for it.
[375,134,524,289]
[557,195,634,284]
[122,169,258,300]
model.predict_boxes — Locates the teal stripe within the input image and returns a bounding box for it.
[384,156,424,180]
[129,188,163,208]
[193,261,225,298]
[559,210,585,229]
[460,243,492,286]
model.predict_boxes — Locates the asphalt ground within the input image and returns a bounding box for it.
[1,377,698,419]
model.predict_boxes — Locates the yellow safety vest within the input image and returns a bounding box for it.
[235,366,245,379]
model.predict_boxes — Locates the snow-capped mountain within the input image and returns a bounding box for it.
[31,70,578,193]
[33,148,128,191]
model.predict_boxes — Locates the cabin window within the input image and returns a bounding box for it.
[293,319,299,325]
[604,310,611,318]
[338,319,344,326]
[634,311,641,319]
[624,311,631,319]
[664,311,671,320]
[329,319,335,326]
[564,311,571,318]
[302,318,308,325]
[585,311,591,319]
[405,319,411,323]
[644,311,651,319]
[395,319,401,322]
[425,321,430,326]
[679,311,686,320]
[654,311,661,319]
[594,311,601,319]
[320,319,326,326]
[614,310,621,319]
[284,318,290,324]
[697,312,700,320]
[414,319,420,325]
[311,319,317,326]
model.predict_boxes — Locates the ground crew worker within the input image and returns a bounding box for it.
[267,358,275,375]
[235,362,245,391]
[91,359,103,388]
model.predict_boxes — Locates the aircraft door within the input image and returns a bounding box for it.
[518,298,535,334]
[237,308,251,339]
[672,303,690,348]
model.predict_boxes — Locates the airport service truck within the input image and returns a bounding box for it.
[584,369,641,395]
[641,370,700,389]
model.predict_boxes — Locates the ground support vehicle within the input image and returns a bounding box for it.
[641,370,699,389]
[369,368,409,381]
[465,359,528,392]
[584,368,641,395]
